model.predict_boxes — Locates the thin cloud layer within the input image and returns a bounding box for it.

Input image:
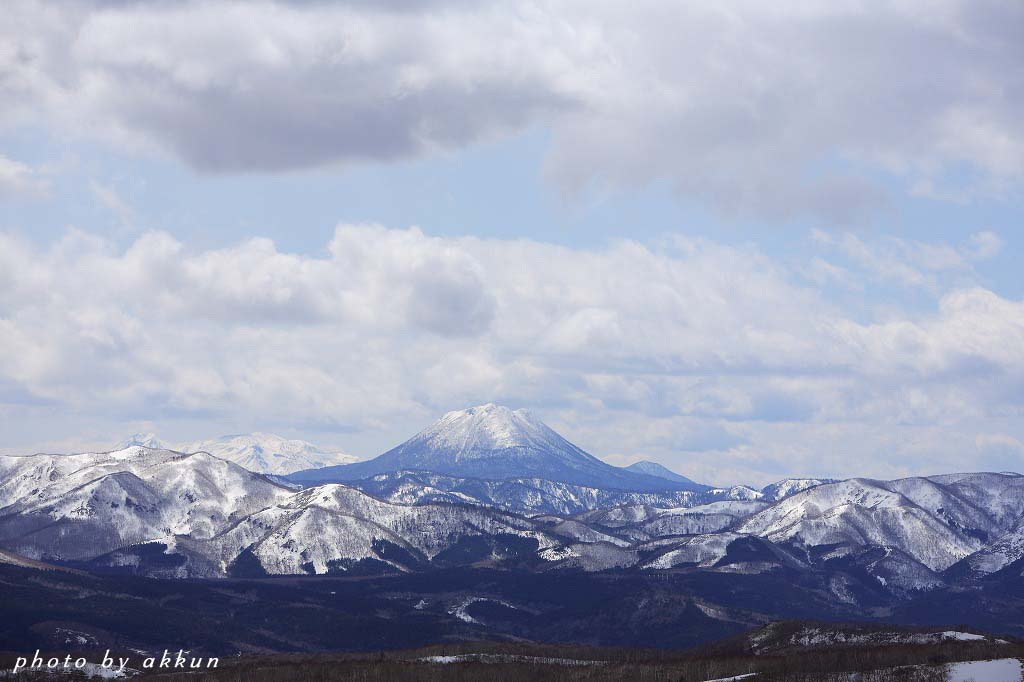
[0,225,1021,484]
[2,0,1022,219]
[0,155,50,198]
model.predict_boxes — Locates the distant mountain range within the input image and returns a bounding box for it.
[1,440,1021,595]
[117,432,357,476]
[2,403,1023,628]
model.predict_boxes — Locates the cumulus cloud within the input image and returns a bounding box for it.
[1,224,1022,483]
[2,0,1021,219]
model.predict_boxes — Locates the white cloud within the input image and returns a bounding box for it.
[810,229,1005,292]
[969,230,1005,260]
[1,224,1022,484]
[2,0,1021,219]
[89,180,136,228]
[0,155,50,198]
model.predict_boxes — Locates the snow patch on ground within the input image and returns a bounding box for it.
[447,596,518,624]
[946,659,1022,682]
[942,631,987,642]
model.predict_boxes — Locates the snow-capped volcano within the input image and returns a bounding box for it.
[177,433,357,476]
[290,404,703,492]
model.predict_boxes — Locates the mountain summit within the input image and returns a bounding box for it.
[623,460,708,489]
[289,404,703,492]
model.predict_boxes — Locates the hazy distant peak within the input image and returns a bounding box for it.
[113,432,356,476]
[623,460,703,487]
[116,433,169,450]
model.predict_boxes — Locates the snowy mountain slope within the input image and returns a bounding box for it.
[847,545,945,593]
[347,470,777,516]
[0,446,188,509]
[738,476,1024,571]
[0,446,292,561]
[177,432,358,476]
[922,472,1024,530]
[343,470,755,515]
[4,435,1024,599]
[538,541,639,571]
[639,532,802,572]
[578,499,768,531]
[761,478,836,502]
[178,483,565,576]
[642,532,751,569]
[948,520,1024,579]
[289,404,704,492]
[706,485,763,501]
[532,516,633,547]
[629,501,771,538]
[622,461,710,490]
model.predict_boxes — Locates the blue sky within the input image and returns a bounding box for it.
[0,0,1022,485]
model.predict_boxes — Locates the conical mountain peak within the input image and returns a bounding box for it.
[428,404,552,454]
[290,404,703,493]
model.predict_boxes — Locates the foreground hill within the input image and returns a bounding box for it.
[2,556,1023,668]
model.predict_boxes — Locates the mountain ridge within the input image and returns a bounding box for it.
[2,442,1024,595]
[114,432,356,475]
